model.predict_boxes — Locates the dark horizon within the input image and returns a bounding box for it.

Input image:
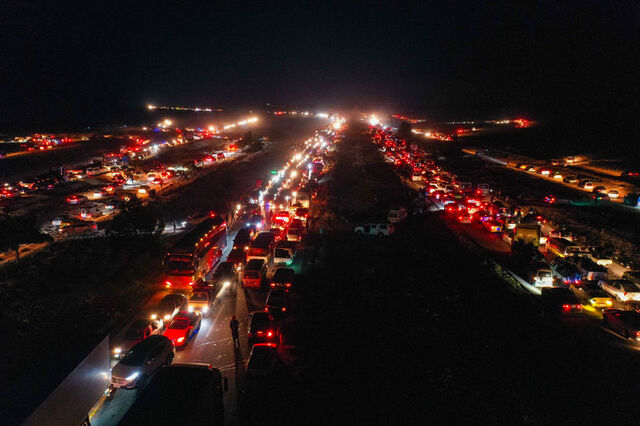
[1,1,638,136]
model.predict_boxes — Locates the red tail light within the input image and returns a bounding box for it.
[270,283,275,287]
[285,283,292,287]
[188,281,194,286]
[165,281,172,288]
[562,304,570,311]
[282,307,287,311]
[635,331,640,338]
[267,331,273,337]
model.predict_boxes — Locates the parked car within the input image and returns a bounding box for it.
[113,319,164,359]
[541,287,582,316]
[151,294,189,322]
[570,282,613,309]
[163,311,202,348]
[603,309,640,341]
[247,311,278,344]
[188,290,213,314]
[243,259,267,288]
[387,208,407,223]
[110,335,175,389]
[265,289,290,316]
[270,268,295,289]
[354,223,394,236]
[600,280,640,302]
[246,343,281,378]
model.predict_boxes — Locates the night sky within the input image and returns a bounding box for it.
[1,1,638,132]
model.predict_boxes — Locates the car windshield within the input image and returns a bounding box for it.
[190,292,208,302]
[268,293,284,305]
[124,328,145,340]
[250,315,270,331]
[275,249,290,258]
[166,259,193,274]
[169,319,189,329]
[120,347,147,366]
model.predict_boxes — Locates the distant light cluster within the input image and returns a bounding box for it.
[147,104,224,112]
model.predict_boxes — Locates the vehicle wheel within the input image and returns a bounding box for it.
[616,295,622,302]
[165,353,174,366]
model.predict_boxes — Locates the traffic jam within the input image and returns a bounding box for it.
[1,117,258,244]
[370,125,640,342]
[88,120,342,423]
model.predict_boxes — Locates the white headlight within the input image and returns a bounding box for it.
[114,347,122,354]
[126,372,139,381]
[188,305,194,312]
[202,306,209,313]
[164,314,171,321]
[223,281,230,287]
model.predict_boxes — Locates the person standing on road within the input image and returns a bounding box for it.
[230,315,240,348]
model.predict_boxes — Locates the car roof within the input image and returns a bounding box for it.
[132,335,169,350]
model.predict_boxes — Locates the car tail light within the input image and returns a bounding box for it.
[286,283,292,287]
[270,283,275,287]
[256,330,263,334]
[267,331,273,337]
[282,307,287,311]
[165,281,172,288]
[177,337,185,343]
[562,304,570,311]
[635,331,640,338]
[188,281,194,286]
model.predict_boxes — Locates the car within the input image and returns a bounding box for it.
[456,211,473,224]
[354,223,394,236]
[151,293,189,322]
[544,195,557,204]
[541,287,582,316]
[286,227,304,242]
[270,267,295,289]
[216,152,226,160]
[246,343,281,378]
[248,215,265,231]
[602,309,640,341]
[211,261,239,289]
[243,259,266,288]
[527,166,537,172]
[530,262,553,287]
[58,220,98,237]
[110,335,175,389]
[247,311,278,344]
[570,282,613,309]
[593,193,610,202]
[92,188,106,198]
[607,189,620,199]
[563,176,579,184]
[411,171,423,182]
[188,290,213,314]
[293,208,309,222]
[593,186,607,194]
[66,194,87,205]
[273,248,294,266]
[482,219,503,233]
[163,311,202,348]
[552,172,563,180]
[226,248,247,270]
[550,260,582,285]
[578,180,594,190]
[600,280,640,302]
[233,227,255,250]
[387,208,408,223]
[265,288,290,316]
[113,319,164,358]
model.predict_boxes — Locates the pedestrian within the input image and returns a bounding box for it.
[230,315,239,348]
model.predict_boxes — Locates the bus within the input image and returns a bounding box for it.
[547,237,583,258]
[162,216,227,290]
[247,232,276,263]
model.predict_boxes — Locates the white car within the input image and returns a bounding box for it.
[354,223,394,236]
[387,208,407,223]
[273,247,294,266]
[600,280,640,302]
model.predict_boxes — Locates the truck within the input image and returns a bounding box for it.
[119,363,226,425]
[569,256,608,281]
[512,223,541,248]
